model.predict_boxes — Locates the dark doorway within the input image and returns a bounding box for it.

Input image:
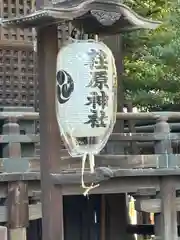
[27,195,101,240]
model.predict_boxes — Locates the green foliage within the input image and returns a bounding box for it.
[122,0,180,111]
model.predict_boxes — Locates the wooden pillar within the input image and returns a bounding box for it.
[155,177,178,240]
[7,182,29,240]
[154,117,178,239]
[37,22,64,240]
[103,35,124,112]
[159,177,177,240]
[103,36,135,240]
[103,35,124,154]
[154,117,172,168]
[2,117,29,240]
[105,194,135,240]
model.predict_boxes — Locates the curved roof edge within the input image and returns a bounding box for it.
[1,0,161,33]
[118,4,161,30]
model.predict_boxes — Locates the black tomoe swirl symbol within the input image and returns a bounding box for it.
[56,70,74,104]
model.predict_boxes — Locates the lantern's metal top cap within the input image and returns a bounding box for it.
[1,0,161,34]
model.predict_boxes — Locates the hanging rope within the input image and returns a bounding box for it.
[81,153,99,196]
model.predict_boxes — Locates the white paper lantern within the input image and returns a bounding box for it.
[56,39,117,157]
[56,39,117,194]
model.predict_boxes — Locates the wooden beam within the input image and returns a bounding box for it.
[116,112,180,120]
[0,173,178,197]
[110,132,180,141]
[0,112,39,120]
[51,169,180,187]
[2,111,180,121]
[0,157,40,173]
[38,23,64,240]
[127,224,180,236]
[135,197,180,213]
[0,134,39,143]
[0,181,41,198]
[54,175,160,195]
[0,204,42,223]
[0,40,33,50]
[0,173,40,182]
[60,154,180,170]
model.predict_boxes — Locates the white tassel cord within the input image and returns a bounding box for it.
[81,153,99,196]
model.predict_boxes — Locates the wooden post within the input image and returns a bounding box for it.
[0,226,7,240]
[104,35,124,154]
[154,116,173,167]
[154,116,171,238]
[154,117,178,239]
[2,117,21,159]
[37,21,64,240]
[2,117,29,240]
[7,182,29,240]
[159,177,178,240]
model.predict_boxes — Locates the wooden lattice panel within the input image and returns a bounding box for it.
[0,0,33,43]
[0,48,36,106]
[0,0,72,134]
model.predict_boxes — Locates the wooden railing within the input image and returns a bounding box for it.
[57,112,180,171]
[2,110,180,172]
[0,107,39,173]
[1,108,180,239]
